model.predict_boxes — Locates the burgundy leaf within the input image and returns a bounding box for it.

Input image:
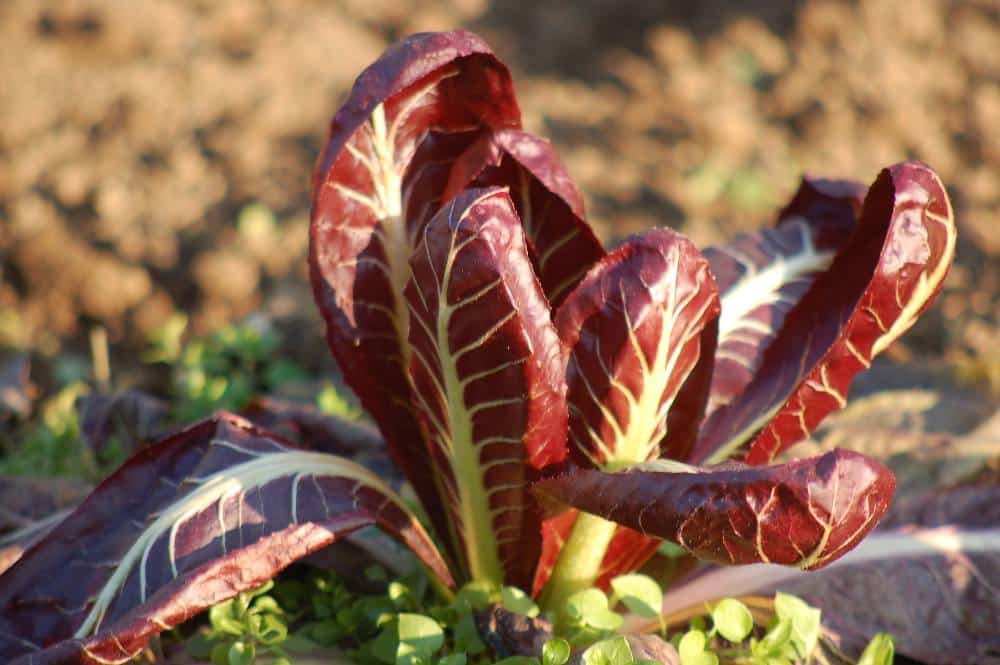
[703,177,864,419]
[694,162,956,465]
[443,129,605,306]
[309,30,521,552]
[0,413,451,664]
[533,449,895,570]
[405,187,567,588]
[649,480,1000,665]
[404,129,490,240]
[555,228,720,470]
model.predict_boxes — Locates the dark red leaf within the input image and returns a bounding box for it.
[309,31,521,553]
[533,449,895,570]
[653,480,1000,665]
[694,162,956,464]
[0,414,451,664]
[405,187,567,588]
[555,228,720,470]
[702,177,864,419]
[442,129,605,306]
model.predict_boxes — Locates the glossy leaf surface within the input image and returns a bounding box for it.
[649,481,1000,664]
[556,229,720,470]
[0,414,450,664]
[695,162,955,464]
[444,129,605,305]
[405,187,567,588]
[703,177,864,418]
[309,30,521,550]
[534,449,895,570]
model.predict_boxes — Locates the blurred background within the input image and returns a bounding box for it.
[0,0,997,401]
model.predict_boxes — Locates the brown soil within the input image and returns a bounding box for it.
[1,0,997,392]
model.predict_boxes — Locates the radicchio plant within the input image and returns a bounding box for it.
[0,30,958,664]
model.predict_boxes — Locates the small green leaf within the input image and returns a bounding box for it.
[678,630,705,661]
[773,592,821,658]
[454,580,495,612]
[372,622,401,664]
[858,633,895,665]
[502,585,540,617]
[567,589,623,631]
[678,630,719,665]
[581,636,633,665]
[754,618,793,659]
[543,638,571,665]
[397,613,444,656]
[389,580,412,607]
[251,595,282,615]
[208,602,244,637]
[227,641,255,665]
[609,573,662,618]
[711,598,753,643]
[453,612,487,654]
[252,613,288,645]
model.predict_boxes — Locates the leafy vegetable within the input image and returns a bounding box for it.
[0,28,960,663]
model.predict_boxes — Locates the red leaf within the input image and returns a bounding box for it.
[694,162,956,464]
[703,177,864,419]
[443,129,605,306]
[555,228,720,470]
[650,480,1000,664]
[405,187,567,588]
[533,449,895,570]
[0,414,451,664]
[309,31,521,553]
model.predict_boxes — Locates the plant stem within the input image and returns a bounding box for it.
[539,511,619,617]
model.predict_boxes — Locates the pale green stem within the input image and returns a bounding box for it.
[539,511,619,617]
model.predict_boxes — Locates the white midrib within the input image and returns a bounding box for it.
[717,235,833,344]
[75,445,411,638]
[436,225,505,585]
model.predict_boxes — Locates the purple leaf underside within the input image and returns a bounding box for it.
[533,449,895,570]
[308,29,521,555]
[695,162,956,465]
[0,414,451,665]
[443,129,605,306]
[405,187,567,588]
[555,228,720,469]
[702,176,864,419]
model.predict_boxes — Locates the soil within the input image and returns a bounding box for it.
[0,0,997,396]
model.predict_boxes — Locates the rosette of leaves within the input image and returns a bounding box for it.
[0,30,959,664]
